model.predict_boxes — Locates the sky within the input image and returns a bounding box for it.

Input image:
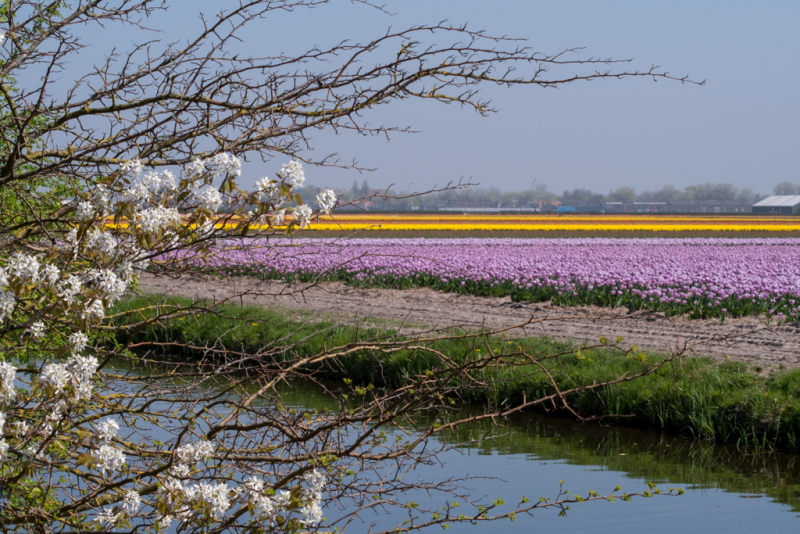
[77,1,800,194]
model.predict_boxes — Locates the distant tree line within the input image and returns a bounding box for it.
[773,182,800,195]
[301,180,777,210]
[556,183,759,205]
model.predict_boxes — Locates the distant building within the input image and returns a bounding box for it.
[561,201,752,214]
[438,207,541,212]
[666,200,752,214]
[603,201,668,213]
[752,196,800,214]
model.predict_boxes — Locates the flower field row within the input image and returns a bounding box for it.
[305,222,800,232]
[296,214,800,232]
[197,238,800,320]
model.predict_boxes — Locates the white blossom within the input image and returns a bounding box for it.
[209,152,241,177]
[58,275,83,306]
[20,443,46,460]
[245,476,279,520]
[67,354,99,400]
[197,187,223,212]
[195,440,216,458]
[26,321,46,340]
[136,206,181,234]
[39,354,98,401]
[96,418,119,442]
[316,189,337,214]
[273,209,287,226]
[195,220,217,240]
[12,420,29,439]
[83,299,106,321]
[185,157,206,177]
[252,494,276,519]
[0,362,15,404]
[160,170,177,192]
[94,444,126,474]
[300,501,323,525]
[0,32,5,45]
[294,205,313,229]
[243,476,265,497]
[62,228,80,255]
[158,515,174,528]
[8,253,41,283]
[120,158,143,176]
[88,268,128,302]
[169,463,190,477]
[93,184,113,215]
[278,160,305,188]
[85,229,116,255]
[123,490,141,515]
[43,264,60,286]
[122,182,151,204]
[42,400,66,436]
[0,439,8,462]
[95,508,120,528]
[273,490,292,510]
[76,200,94,220]
[39,362,70,394]
[141,171,163,192]
[0,290,14,322]
[69,332,89,353]
[114,261,135,284]
[181,481,233,520]
[160,476,184,497]
[176,440,215,463]
[0,267,7,288]
[302,469,325,501]
[256,178,286,206]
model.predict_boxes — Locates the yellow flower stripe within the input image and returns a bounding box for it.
[305,222,800,231]
[103,214,800,232]
[312,220,796,226]
[315,215,798,222]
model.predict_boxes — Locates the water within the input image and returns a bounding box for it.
[105,360,800,533]
[275,379,800,534]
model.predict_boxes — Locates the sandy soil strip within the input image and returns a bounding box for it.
[138,274,800,371]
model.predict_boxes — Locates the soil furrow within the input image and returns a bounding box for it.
[139,274,798,370]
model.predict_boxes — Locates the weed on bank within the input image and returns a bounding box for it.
[110,296,800,452]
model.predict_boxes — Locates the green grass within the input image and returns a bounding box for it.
[109,296,800,452]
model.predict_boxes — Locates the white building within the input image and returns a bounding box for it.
[752,196,800,214]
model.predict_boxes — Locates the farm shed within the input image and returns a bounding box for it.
[752,196,800,214]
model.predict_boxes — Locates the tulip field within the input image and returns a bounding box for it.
[202,237,800,320]
[299,213,800,233]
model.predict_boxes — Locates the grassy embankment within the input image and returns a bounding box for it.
[110,296,800,452]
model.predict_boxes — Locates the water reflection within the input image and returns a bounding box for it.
[273,377,800,533]
[108,359,800,533]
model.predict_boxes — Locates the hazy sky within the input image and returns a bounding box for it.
[80,1,800,193]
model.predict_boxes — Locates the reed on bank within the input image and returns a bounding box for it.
[110,296,800,452]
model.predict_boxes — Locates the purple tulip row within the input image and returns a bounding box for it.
[193,238,800,319]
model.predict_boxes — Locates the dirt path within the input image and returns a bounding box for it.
[139,274,800,371]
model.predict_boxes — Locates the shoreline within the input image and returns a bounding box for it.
[138,273,800,371]
[113,289,800,452]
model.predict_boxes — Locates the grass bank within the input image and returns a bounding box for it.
[109,296,800,452]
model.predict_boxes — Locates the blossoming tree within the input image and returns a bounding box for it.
[0,1,696,532]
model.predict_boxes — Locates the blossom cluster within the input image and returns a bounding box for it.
[251,159,336,228]
[243,469,325,526]
[39,352,98,401]
[0,155,335,532]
